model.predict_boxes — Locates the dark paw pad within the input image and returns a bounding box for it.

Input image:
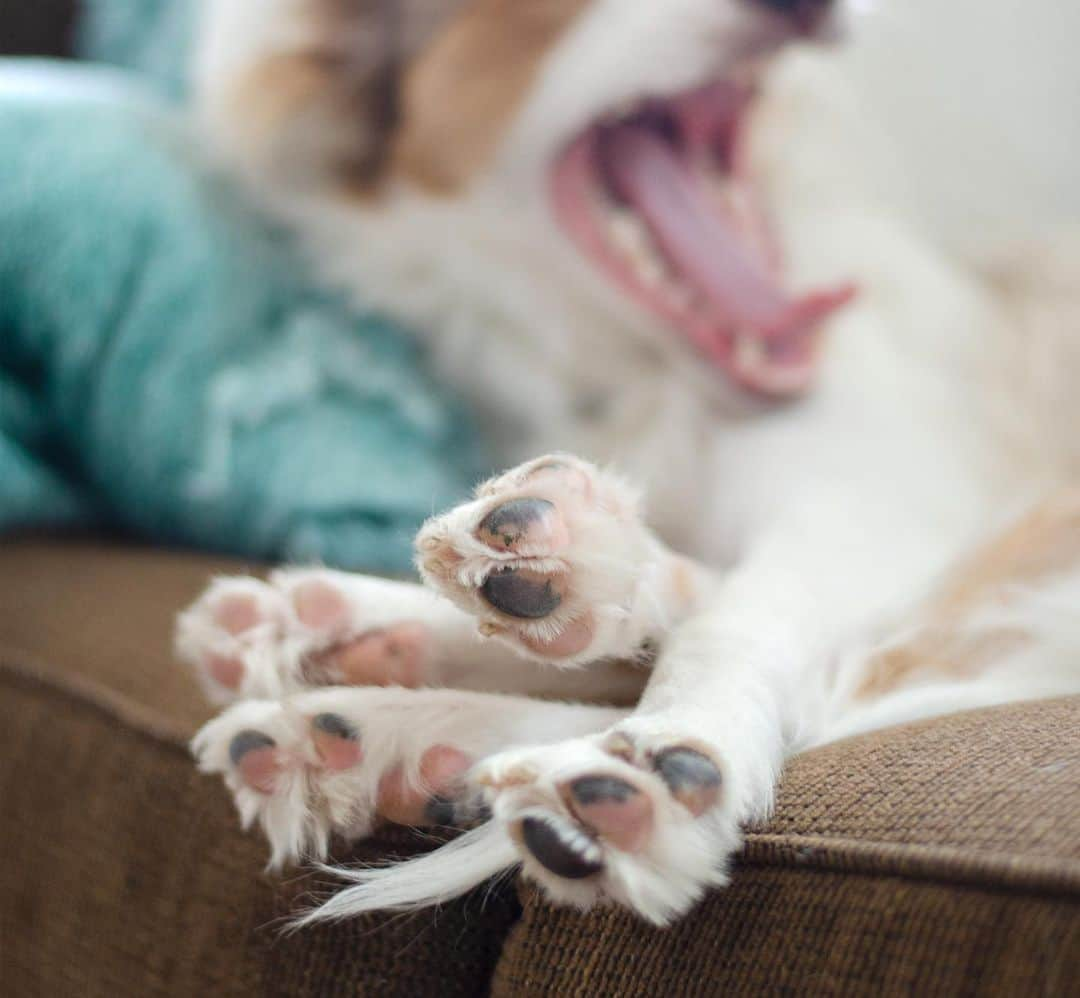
[653,747,722,817]
[422,796,459,827]
[228,730,279,794]
[481,567,564,619]
[477,498,560,552]
[569,775,639,806]
[567,775,653,851]
[521,816,604,879]
[229,730,275,764]
[311,713,363,770]
[312,713,359,740]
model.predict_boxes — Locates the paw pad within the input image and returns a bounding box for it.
[653,747,722,817]
[476,497,568,553]
[207,655,245,691]
[481,567,567,619]
[212,594,263,635]
[315,623,429,688]
[292,580,349,631]
[517,613,595,658]
[566,775,653,852]
[228,730,279,794]
[311,713,363,771]
[415,453,656,668]
[521,815,604,879]
[376,744,472,827]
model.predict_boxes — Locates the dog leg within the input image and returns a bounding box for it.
[192,686,626,867]
[177,566,647,704]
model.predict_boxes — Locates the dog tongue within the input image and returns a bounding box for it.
[599,122,799,338]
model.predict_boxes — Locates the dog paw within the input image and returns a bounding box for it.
[193,684,631,868]
[176,572,438,703]
[474,728,738,925]
[416,455,697,667]
[190,688,515,867]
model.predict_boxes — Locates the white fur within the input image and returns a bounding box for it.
[194,686,627,868]
[185,0,1080,926]
[178,567,649,703]
[294,825,520,927]
[414,454,702,666]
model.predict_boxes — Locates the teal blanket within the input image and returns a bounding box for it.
[0,61,483,572]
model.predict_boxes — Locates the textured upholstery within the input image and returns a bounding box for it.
[1,538,1077,996]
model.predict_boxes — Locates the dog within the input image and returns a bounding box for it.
[177,0,1080,926]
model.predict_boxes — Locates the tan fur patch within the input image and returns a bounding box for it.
[390,0,594,193]
[226,2,396,191]
[224,0,591,195]
[855,488,1080,699]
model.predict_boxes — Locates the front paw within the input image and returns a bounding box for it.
[176,571,436,703]
[415,454,680,667]
[475,729,738,926]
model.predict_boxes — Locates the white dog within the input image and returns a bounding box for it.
[177,0,1080,926]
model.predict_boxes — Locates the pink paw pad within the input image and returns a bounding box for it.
[377,745,472,827]
[310,713,363,771]
[212,594,263,635]
[320,623,430,688]
[291,580,350,631]
[565,775,653,853]
[518,612,596,658]
[652,747,723,817]
[228,731,280,794]
[207,655,246,691]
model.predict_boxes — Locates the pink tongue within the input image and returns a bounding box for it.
[600,123,794,336]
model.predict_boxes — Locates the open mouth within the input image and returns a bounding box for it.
[551,65,855,398]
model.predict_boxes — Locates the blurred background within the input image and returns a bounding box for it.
[841,0,1080,262]
[2,0,1079,570]
[0,0,486,576]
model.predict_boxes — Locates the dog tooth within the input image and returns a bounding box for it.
[606,211,650,254]
[632,254,665,288]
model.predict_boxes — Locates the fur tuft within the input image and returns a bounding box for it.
[294,824,519,927]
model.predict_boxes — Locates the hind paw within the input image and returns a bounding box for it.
[194,690,495,866]
[192,686,627,867]
[475,728,737,925]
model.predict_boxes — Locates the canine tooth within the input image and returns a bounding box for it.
[633,254,666,288]
[606,210,669,287]
[606,211,650,254]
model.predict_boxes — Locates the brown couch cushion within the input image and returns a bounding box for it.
[495,697,1080,996]
[0,538,519,998]
[1,537,1077,996]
